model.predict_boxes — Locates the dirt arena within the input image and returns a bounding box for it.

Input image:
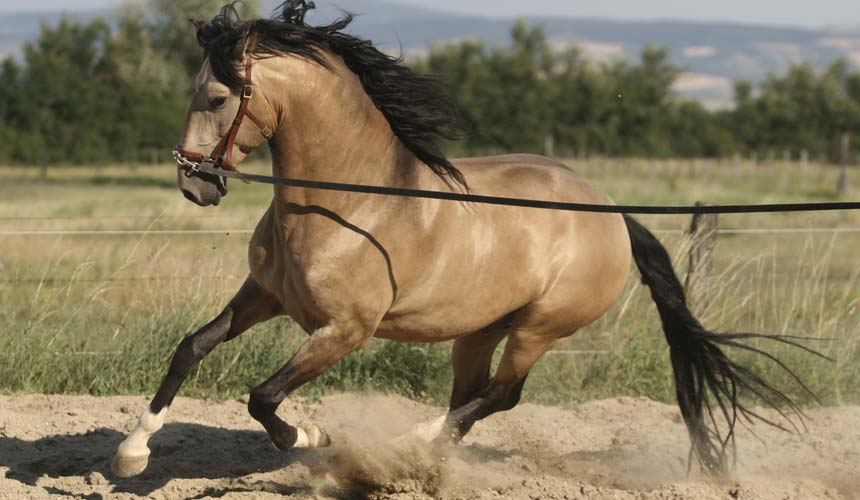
[0,394,857,499]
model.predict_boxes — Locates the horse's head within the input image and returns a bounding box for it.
[173,0,468,206]
[174,56,273,207]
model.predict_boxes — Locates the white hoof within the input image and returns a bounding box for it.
[112,406,167,478]
[297,422,332,448]
[111,452,149,478]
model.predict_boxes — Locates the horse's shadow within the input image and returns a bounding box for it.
[0,422,322,497]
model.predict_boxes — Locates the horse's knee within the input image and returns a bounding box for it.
[173,335,200,364]
[174,310,233,364]
[172,315,232,366]
[247,387,277,422]
[166,335,207,379]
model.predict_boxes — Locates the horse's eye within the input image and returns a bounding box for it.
[210,96,228,109]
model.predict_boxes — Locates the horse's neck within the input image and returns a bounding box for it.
[266,55,416,207]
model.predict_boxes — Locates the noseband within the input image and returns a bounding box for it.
[173,57,273,189]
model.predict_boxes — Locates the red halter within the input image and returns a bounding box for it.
[174,57,272,174]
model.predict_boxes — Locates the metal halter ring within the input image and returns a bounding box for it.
[173,149,201,173]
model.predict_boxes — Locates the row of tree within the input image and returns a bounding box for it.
[0,0,258,164]
[0,3,858,165]
[418,19,860,160]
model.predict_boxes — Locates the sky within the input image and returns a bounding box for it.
[0,0,858,28]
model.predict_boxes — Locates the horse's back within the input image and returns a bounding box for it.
[453,154,607,203]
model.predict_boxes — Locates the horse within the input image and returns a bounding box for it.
[112,0,817,479]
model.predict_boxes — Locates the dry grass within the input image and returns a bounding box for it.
[0,159,857,407]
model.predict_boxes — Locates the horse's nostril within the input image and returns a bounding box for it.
[181,189,197,203]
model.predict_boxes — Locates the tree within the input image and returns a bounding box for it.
[730,59,860,161]
[147,0,260,77]
[2,2,858,165]
[550,48,616,155]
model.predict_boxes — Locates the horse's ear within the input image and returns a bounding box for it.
[241,29,259,60]
[191,18,212,51]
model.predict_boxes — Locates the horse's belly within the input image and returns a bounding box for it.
[374,309,510,342]
[374,266,542,342]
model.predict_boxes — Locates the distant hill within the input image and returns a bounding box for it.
[3,0,860,108]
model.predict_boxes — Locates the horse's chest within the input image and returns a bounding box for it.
[250,227,394,332]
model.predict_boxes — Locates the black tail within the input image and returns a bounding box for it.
[623,215,826,474]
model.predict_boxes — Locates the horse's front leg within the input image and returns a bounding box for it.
[111,277,282,478]
[248,321,373,450]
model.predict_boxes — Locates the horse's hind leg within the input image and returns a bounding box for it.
[411,327,507,442]
[112,276,282,478]
[449,328,509,411]
[442,327,557,441]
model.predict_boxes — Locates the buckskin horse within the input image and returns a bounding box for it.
[112,0,818,478]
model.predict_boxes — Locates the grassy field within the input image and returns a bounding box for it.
[0,158,858,409]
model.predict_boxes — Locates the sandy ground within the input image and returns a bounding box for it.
[0,394,858,500]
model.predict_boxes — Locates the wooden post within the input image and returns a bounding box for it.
[544,135,555,158]
[733,152,741,181]
[800,149,809,191]
[838,133,850,197]
[818,153,828,184]
[749,152,758,182]
[779,149,790,191]
[579,149,587,175]
[685,203,719,315]
[40,155,48,180]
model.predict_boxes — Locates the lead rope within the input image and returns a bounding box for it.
[195,163,860,215]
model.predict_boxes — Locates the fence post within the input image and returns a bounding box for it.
[780,149,790,190]
[544,135,555,158]
[685,202,719,315]
[749,152,758,182]
[838,133,850,197]
[800,149,809,191]
[579,149,587,175]
[733,152,741,181]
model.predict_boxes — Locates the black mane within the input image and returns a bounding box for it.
[195,1,467,187]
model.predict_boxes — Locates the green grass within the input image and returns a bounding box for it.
[0,159,858,408]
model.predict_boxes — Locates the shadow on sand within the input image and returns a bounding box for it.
[0,422,323,497]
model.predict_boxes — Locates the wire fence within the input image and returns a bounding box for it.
[2,227,860,237]
[0,214,258,220]
[0,276,237,284]
[4,272,854,286]
[1,224,858,285]
[3,219,858,358]
[0,229,254,236]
